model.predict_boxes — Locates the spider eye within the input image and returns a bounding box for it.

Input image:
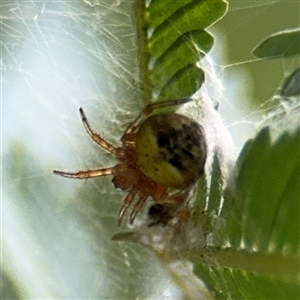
[135,113,207,189]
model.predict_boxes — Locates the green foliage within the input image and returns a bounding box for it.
[145,0,228,100]
[156,63,205,101]
[279,67,300,97]
[229,128,299,254]
[191,127,300,299]
[252,28,300,59]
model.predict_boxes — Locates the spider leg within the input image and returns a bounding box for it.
[79,108,117,154]
[53,167,114,179]
[118,190,137,226]
[130,194,148,224]
[121,98,192,142]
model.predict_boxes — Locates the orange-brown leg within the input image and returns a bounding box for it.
[121,98,192,143]
[130,194,148,224]
[53,167,114,179]
[118,190,138,226]
[79,108,117,154]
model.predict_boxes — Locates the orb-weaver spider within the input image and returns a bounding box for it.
[54,98,207,225]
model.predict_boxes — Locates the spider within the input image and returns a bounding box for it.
[53,98,207,225]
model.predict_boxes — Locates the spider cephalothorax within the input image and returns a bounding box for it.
[54,98,207,225]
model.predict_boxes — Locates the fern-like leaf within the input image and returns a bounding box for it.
[191,127,300,299]
[147,0,228,100]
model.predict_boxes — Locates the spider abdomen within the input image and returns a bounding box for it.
[135,113,207,189]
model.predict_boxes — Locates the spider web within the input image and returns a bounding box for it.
[2,0,299,299]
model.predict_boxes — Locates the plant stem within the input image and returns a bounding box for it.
[135,0,152,104]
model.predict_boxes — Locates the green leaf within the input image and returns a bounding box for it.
[179,127,300,299]
[148,0,193,28]
[227,127,300,255]
[150,30,213,90]
[148,0,228,58]
[156,64,205,101]
[252,28,300,59]
[193,265,300,300]
[146,0,228,100]
[206,153,223,214]
[279,67,300,97]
